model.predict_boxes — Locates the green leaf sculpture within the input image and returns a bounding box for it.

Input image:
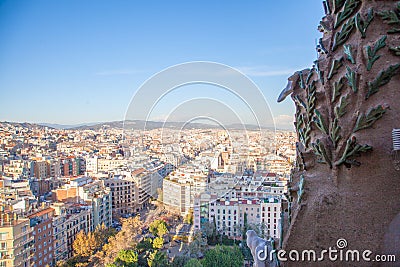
[313,109,329,135]
[389,46,400,56]
[334,95,348,118]
[334,0,361,29]
[365,35,386,71]
[330,118,342,148]
[332,18,356,51]
[332,77,345,102]
[311,139,332,167]
[335,136,372,166]
[378,2,400,33]
[343,44,355,64]
[328,57,343,80]
[333,0,346,14]
[366,63,400,99]
[345,66,358,93]
[353,105,388,132]
[355,8,374,38]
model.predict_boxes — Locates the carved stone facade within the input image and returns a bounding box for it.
[269,1,400,266]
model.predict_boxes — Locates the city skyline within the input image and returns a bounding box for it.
[0,1,324,129]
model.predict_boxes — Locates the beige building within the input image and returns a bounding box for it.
[0,209,34,267]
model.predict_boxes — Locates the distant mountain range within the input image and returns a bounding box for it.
[2,120,279,131]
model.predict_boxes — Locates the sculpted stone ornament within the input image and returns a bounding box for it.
[246,230,280,267]
[271,1,400,266]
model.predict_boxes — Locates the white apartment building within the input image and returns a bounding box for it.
[51,203,69,263]
[163,178,192,215]
[85,157,128,174]
[77,180,112,228]
[195,196,282,240]
[162,170,208,215]
[260,197,282,239]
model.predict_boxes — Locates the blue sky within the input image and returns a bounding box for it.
[0,1,324,128]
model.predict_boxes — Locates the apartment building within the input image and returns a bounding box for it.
[85,157,127,175]
[163,178,192,215]
[195,195,283,240]
[260,197,282,239]
[163,170,208,215]
[212,199,241,238]
[50,203,68,263]
[28,206,55,267]
[131,168,152,209]
[104,175,138,218]
[76,179,112,228]
[52,177,112,228]
[0,210,33,267]
[3,160,30,179]
[64,204,92,258]
[0,177,34,203]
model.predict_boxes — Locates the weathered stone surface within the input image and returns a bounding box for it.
[275,1,400,266]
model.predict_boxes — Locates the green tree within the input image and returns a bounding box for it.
[149,219,168,237]
[184,258,203,267]
[203,219,218,245]
[152,237,164,250]
[202,245,243,267]
[183,232,207,258]
[171,255,190,267]
[147,251,169,267]
[136,238,153,253]
[114,249,138,267]
[184,209,194,225]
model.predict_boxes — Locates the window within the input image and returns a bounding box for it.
[0,242,6,250]
[0,233,7,240]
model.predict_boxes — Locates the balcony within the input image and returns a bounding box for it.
[15,228,33,240]
[0,254,14,261]
[15,235,34,248]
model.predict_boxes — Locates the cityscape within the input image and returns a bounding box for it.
[0,121,295,266]
[2,0,400,266]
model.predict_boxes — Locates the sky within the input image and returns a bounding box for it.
[0,0,324,129]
